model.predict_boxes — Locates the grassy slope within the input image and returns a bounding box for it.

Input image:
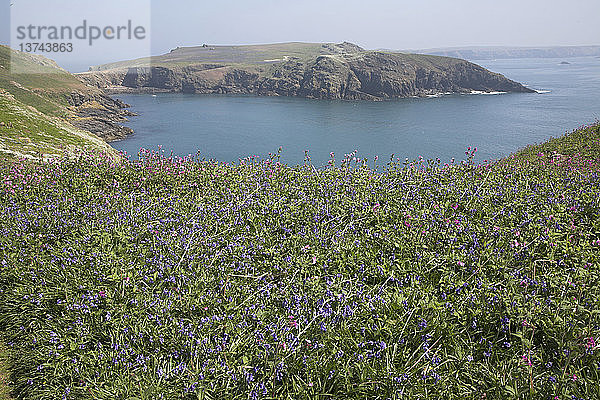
[515,123,600,161]
[0,46,93,115]
[0,46,118,158]
[0,123,599,399]
[0,92,114,159]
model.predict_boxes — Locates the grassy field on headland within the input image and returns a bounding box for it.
[0,123,599,399]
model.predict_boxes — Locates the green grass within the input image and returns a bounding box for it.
[515,123,600,161]
[0,124,599,399]
[0,344,13,400]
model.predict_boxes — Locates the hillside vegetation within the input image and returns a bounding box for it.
[0,46,89,117]
[0,46,133,150]
[0,123,599,399]
[0,91,114,159]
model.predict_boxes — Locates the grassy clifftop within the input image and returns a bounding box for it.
[87,42,502,71]
[0,123,598,399]
[89,42,365,70]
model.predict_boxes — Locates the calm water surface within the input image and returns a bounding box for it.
[112,57,600,166]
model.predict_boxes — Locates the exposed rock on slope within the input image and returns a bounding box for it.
[66,92,134,142]
[79,42,534,100]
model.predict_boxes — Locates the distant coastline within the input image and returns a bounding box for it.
[400,45,600,61]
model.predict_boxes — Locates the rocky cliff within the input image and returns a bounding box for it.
[65,92,134,142]
[79,43,534,100]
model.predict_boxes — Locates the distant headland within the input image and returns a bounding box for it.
[78,42,534,101]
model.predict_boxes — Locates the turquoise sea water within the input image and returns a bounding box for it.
[112,57,600,166]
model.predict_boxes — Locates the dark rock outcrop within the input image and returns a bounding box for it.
[66,91,135,142]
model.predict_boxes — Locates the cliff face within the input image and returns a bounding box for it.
[79,48,534,100]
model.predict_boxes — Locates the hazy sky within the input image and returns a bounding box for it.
[147,0,600,51]
[1,0,599,69]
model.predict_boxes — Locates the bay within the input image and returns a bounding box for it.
[111,57,600,166]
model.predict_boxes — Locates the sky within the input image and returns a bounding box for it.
[1,0,600,71]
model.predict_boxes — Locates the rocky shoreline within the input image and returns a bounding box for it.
[66,91,135,142]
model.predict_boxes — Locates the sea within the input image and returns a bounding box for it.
[111,57,600,167]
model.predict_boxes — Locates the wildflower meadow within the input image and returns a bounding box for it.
[1,124,599,399]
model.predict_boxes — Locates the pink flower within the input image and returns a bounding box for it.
[457,261,465,267]
[289,316,298,328]
[99,290,106,298]
[586,337,596,349]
